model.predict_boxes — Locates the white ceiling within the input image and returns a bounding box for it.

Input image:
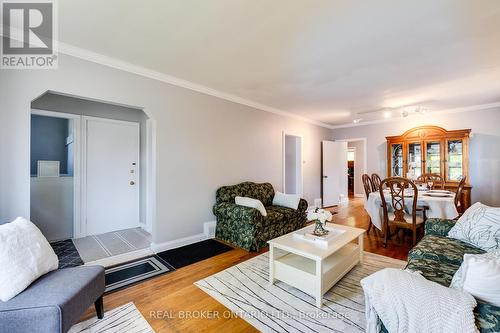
[58,0,500,127]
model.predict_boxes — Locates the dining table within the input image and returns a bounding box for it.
[364,188,459,230]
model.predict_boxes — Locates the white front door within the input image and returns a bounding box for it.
[322,141,348,207]
[84,117,140,235]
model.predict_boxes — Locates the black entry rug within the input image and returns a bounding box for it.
[50,239,84,269]
[105,255,174,293]
[157,239,234,269]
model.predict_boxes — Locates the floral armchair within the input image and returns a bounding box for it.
[213,182,308,251]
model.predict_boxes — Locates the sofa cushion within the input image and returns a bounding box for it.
[262,209,285,226]
[475,301,500,333]
[406,257,460,287]
[216,182,275,206]
[409,235,485,266]
[266,206,297,220]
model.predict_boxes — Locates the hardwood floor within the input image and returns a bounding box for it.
[81,197,415,332]
[328,196,415,261]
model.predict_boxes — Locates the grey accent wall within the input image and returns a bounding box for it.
[332,108,500,206]
[0,54,332,242]
[31,115,69,175]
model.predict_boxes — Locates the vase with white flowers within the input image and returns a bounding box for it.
[307,208,333,236]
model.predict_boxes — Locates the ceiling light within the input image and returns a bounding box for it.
[414,106,427,114]
[383,111,392,118]
[353,118,362,124]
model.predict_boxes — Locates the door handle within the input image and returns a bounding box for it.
[323,176,328,179]
[130,181,135,185]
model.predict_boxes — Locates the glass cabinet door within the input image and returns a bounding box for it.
[425,141,441,175]
[391,143,404,176]
[407,142,422,178]
[447,139,463,180]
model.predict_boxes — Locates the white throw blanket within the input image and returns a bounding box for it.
[360,268,478,333]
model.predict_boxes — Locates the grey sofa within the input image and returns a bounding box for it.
[0,265,105,333]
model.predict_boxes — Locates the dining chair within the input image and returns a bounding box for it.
[371,173,382,192]
[454,176,467,214]
[416,173,445,190]
[362,174,377,235]
[379,177,425,247]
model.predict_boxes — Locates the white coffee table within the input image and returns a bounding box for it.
[268,223,365,307]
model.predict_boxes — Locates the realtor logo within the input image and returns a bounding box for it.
[1,0,58,69]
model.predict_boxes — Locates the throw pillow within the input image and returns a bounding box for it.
[448,202,500,251]
[450,250,500,306]
[235,196,267,216]
[272,191,301,210]
[0,217,59,302]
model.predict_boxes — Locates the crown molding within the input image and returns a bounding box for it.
[329,102,500,129]
[57,42,335,130]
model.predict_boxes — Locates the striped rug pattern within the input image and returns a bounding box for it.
[68,302,154,333]
[195,251,405,333]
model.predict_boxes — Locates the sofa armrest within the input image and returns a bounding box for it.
[297,199,308,213]
[213,202,264,225]
[425,218,456,237]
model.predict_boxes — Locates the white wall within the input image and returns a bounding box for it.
[285,135,301,194]
[0,54,331,245]
[31,177,73,241]
[332,108,500,206]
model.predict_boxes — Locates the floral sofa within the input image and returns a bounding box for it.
[380,218,500,333]
[213,182,307,251]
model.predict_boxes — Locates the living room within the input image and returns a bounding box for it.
[1,1,499,333]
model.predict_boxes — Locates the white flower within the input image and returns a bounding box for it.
[307,209,333,223]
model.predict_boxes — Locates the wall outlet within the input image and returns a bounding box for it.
[204,221,217,238]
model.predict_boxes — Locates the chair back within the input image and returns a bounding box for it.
[416,173,445,189]
[454,176,467,212]
[371,173,382,192]
[379,177,418,225]
[362,174,373,199]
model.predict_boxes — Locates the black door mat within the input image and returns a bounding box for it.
[156,239,233,269]
[50,239,84,269]
[105,255,174,293]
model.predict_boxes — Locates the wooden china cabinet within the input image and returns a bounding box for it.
[386,125,472,209]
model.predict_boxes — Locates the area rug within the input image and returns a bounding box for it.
[157,239,233,269]
[73,228,151,263]
[105,255,174,293]
[195,251,405,333]
[68,302,154,333]
[50,239,84,269]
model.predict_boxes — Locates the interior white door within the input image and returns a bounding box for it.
[85,117,140,235]
[322,141,348,207]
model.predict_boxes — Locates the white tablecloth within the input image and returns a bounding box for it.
[364,191,459,230]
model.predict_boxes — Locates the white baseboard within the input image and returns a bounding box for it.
[151,233,208,253]
[354,193,365,198]
[150,221,216,253]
